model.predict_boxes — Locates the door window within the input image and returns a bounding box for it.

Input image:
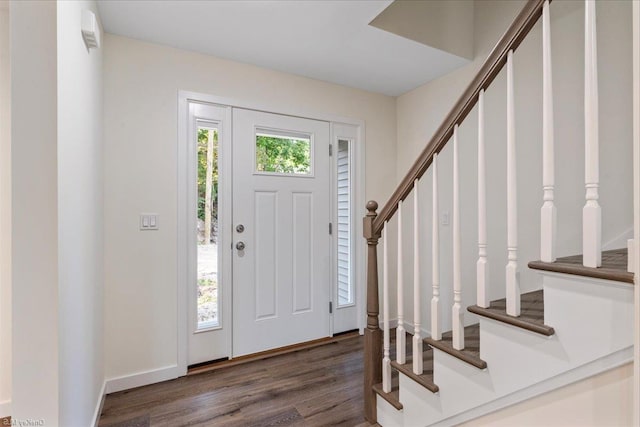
[255,129,312,175]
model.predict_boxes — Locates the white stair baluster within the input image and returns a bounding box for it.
[396,201,406,364]
[583,0,602,268]
[452,125,465,350]
[431,154,441,340]
[506,49,521,317]
[541,0,557,263]
[477,89,489,308]
[382,223,391,393]
[413,179,424,375]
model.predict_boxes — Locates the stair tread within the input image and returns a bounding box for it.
[528,248,633,284]
[424,324,487,369]
[389,329,439,392]
[373,381,403,410]
[468,290,554,336]
[390,350,439,393]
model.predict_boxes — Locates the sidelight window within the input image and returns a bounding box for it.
[337,139,353,307]
[197,125,220,329]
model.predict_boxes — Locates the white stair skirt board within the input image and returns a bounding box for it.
[378,273,633,426]
[383,347,632,427]
[432,349,632,427]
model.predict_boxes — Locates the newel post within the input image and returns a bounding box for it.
[363,200,382,423]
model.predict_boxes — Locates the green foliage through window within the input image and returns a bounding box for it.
[256,133,311,174]
[197,127,219,245]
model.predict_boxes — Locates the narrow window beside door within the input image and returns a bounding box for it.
[197,125,220,329]
[337,139,354,307]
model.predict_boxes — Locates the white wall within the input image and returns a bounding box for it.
[11,1,105,424]
[103,35,396,383]
[460,362,633,426]
[0,0,11,418]
[394,0,633,334]
[11,1,59,422]
[57,1,105,425]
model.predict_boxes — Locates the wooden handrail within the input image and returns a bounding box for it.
[373,0,549,235]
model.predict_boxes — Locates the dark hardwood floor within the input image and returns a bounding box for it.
[99,336,372,426]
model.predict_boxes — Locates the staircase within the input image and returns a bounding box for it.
[372,250,633,426]
[361,0,639,425]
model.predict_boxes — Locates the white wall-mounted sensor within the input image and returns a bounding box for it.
[81,10,101,50]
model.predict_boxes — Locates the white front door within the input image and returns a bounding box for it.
[232,108,331,357]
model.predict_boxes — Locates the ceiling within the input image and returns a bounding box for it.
[97,0,470,97]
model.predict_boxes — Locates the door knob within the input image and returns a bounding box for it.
[236,224,245,233]
[236,241,246,251]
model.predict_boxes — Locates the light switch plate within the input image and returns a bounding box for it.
[140,213,159,231]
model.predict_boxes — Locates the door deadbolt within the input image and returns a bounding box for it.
[236,224,245,233]
[236,241,246,251]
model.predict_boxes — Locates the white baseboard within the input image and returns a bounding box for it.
[431,346,633,427]
[91,381,106,427]
[603,226,634,250]
[105,365,182,394]
[0,399,10,418]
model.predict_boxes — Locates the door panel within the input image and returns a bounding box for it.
[292,192,313,313]
[254,190,277,320]
[232,108,331,357]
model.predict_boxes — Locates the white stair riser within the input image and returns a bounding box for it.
[544,273,633,361]
[377,395,404,427]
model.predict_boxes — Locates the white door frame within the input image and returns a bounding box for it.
[185,102,233,366]
[177,90,366,374]
[330,123,361,334]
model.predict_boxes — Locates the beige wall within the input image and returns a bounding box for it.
[394,0,633,333]
[103,34,396,381]
[0,1,11,417]
[11,1,59,421]
[461,363,633,426]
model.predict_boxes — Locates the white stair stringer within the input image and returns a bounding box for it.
[378,273,634,426]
